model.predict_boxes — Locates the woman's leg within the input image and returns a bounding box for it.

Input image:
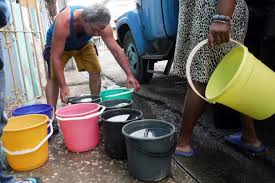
[176,82,207,153]
[240,115,262,147]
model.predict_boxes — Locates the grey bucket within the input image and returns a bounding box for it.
[99,99,133,111]
[122,119,176,182]
[100,108,143,160]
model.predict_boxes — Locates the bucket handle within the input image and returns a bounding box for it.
[125,131,177,158]
[55,105,106,121]
[126,138,176,158]
[50,105,55,120]
[2,119,53,156]
[186,38,243,102]
[104,88,134,98]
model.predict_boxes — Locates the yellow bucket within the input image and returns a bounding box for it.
[1,114,53,171]
[186,39,275,120]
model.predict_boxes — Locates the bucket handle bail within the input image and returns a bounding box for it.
[125,138,177,158]
[50,105,55,120]
[105,88,134,98]
[186,38,242,102]
[2,119,53,156]
[55,105,106,121]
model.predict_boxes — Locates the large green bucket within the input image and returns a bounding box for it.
[122,119,176,182]
[100,88,133,101]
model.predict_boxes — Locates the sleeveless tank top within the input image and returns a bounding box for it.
[46,6,91,51]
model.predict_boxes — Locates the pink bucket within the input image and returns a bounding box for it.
[55,103,106,152]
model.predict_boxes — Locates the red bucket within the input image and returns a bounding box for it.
[56,103,105,152]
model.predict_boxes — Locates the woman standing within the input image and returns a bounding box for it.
[173,0,267,156]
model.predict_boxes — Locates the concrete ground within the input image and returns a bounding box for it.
[8,72,197,183]
[6,49,275,183]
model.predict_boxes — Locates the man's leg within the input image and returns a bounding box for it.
[43,45,59,110]
[45,57,59,110]
[176,82,207,153]
[75,43,101,95]
[88,72,101,95]
[44,46,70,110]
[45,78,59,110]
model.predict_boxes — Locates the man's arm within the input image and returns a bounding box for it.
[100,25,140,91]
[100,25,134,78]
[51,10,70,101]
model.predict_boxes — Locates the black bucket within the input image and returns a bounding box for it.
[122,119,176,182]
[99,99,133,111]
[100,108,143,160]
[68,95,101,104]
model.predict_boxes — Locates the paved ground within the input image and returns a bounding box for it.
[98,50,275,182]
[5,49,275,183]
[7,72,197,183]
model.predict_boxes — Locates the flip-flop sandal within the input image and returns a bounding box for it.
[225,133,268,154]
[174,149,194,157]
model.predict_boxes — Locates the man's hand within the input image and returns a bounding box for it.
[100,26,141,92]
[208,22,230,48]
[126,75,141,92]
[60,85,70,103]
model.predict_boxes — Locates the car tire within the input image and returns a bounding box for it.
[123,31,154,83]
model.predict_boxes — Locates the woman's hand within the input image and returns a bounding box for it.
[208,21,231,48]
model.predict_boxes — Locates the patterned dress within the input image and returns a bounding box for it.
[173,0,249,83]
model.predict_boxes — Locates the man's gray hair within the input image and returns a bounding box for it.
[82,3,111,26]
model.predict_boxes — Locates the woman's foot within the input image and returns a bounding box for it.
[174,146,194,157]
[241,136,262,148]
[225,133,268,153]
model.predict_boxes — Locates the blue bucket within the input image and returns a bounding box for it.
[12,104,53,119]
[12,104,53,134]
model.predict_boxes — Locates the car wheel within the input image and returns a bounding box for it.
[123,31,154,83]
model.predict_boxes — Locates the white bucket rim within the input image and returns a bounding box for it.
[186,39,248,103]
[55,103,100,118]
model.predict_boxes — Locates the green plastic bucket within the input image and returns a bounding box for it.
[122,119,176,181]
[100,88,133,101]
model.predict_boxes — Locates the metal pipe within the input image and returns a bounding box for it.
[0,30,41,33]
[17,1,37,98]
[8,0,28,100]
[35,0,49,97]
[25,0,44,98]
[4,31,20,103]
[38,0,47,41]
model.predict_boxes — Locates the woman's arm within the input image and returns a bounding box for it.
[208,0,236,47]
[217,0,236,16]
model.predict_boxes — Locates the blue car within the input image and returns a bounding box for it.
[115,0,179,83]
